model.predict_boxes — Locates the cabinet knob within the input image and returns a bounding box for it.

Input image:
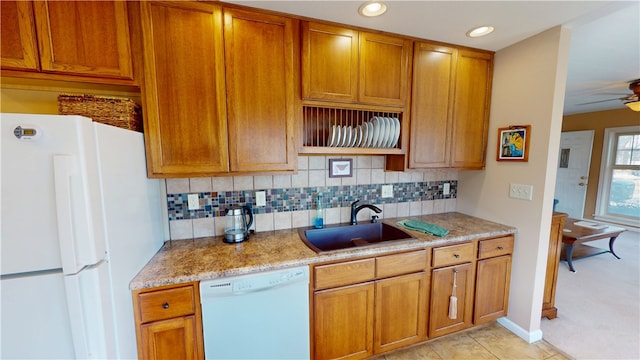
[162,302,169,309]
[498,246,504,250]
[454,254,460,258]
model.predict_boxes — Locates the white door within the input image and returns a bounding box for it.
[554,130,594,218]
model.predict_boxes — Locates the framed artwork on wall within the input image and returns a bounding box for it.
[497,125,531,162]
[329,158,353,177]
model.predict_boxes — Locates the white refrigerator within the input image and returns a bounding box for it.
[1,113,166,359]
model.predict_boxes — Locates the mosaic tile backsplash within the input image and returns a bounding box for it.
[168,181,457,220]
[164,155,459,240]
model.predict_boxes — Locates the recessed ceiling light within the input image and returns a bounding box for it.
[358,1,387,17]
[466,26,495,38]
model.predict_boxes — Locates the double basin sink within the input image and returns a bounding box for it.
[298,222,416,253]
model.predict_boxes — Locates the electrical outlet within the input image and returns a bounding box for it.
[256,191,266,207]
[443,182,450,195]
[187,193,200,210]
[381,184,393,198]
[509,183,533,200]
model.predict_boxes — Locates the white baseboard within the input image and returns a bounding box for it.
[497,317,543,343]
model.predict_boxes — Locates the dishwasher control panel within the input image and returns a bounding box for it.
[200,266,309,297]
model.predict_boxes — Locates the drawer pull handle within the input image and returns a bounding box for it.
[454,254,460,258]
[162,302,169,309]
[498,246,504,250]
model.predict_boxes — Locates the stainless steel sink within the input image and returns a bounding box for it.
[298,222,416,253]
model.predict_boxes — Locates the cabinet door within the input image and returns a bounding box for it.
[141,315,201,360]
[409,42,457,168]
[359,32,412,106]
[140,1,229,176]
[429,262,474,338]
[302,22,358,102]
[474,255,511,324]
[374,272,428,354]
[224,9,297,172]
[450,49,493,169]
[32,1,133,79]
[314,283,374,360]
[0,1,39,71]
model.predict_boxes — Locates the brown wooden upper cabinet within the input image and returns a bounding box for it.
[223,8,298,173]
[1,0,134,83]
[302,21,412,107]
[408,42,493,169]
[140,2,297,177]
[1,1,39,71]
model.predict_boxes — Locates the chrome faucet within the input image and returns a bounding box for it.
[350,200,382,225]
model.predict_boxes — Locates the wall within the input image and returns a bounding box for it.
[561,108,640,219]
[457,26,571,342]
[164,156,458,239]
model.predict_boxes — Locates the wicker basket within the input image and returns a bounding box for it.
[57,94,143,132]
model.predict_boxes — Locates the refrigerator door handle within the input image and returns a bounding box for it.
[54,155,83,275]
[63,274,90,359]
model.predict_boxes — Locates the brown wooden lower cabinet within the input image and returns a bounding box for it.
[375,271,429,353]
[312,250,429,360]
[141,315,199,360]
[474,236,514,324]
[314,283,375,360]
[429,262,475,338]
[132,282,204,360]
[542,212,568,319]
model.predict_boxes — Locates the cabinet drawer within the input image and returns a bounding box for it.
[376,250,427,278]
[478,236,514,259]
[432,242,474,268]
[314,258,375,290]
[137,285,196,323]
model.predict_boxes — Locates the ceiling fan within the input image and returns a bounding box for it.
[579,79,640,111]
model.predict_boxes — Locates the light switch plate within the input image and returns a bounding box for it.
[443,182,450,195]
[381,184,393,198]
[509,183,533,200]
[187,193,200,210]
[256,191,266,207]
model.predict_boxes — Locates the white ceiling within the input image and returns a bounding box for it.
[228,0,640,115]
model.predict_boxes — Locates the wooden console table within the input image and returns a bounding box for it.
[560,218,625,272]
[542,212,567,320]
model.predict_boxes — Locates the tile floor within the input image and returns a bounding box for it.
[373,322,572,360]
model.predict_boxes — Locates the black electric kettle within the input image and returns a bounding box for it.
[223,204,253,243]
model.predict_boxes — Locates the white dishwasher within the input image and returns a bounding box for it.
[200,266,310,359]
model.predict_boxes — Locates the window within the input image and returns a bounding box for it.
[595,126,640,225]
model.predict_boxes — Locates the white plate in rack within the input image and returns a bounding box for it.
[367,121,375,147]
[390,118,401,148]
[329,125,339,147]
[360,123,368,147]
[382,117,392,147]
[371,117,381,147]
[343,126,352,147]
[383,117,393,148]
[354,125,362,147]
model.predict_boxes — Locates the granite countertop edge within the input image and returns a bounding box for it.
[130,212,517,290]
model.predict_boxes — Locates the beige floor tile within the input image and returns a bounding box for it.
[468,323,553,359]
[429,332,498,359]
[367,322,573,360]
[380,342,443,360]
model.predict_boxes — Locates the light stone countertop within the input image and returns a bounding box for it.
[130,212,517,290]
